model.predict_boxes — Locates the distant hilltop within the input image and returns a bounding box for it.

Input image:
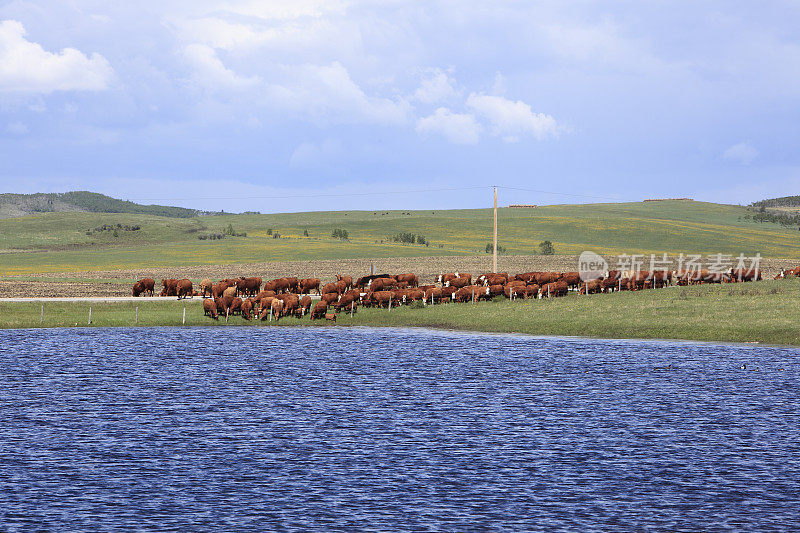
[751,195,800,208]
[0,191,220,220]
[507,204,538,208]
[643,198,694,202]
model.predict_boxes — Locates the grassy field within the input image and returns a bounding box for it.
[3,279,799,345]
[1,200,799,274]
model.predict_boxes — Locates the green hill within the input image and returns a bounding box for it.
[1,199,799,274]
[0,191,204,219]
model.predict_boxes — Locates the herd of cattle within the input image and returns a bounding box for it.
[128,264,783,323]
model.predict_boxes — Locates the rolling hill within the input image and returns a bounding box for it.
[0,191,206,219]
[1,198,799,274]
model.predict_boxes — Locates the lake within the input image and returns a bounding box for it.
[0,327,798,531]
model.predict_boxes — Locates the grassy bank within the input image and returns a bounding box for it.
[3,279,800,345]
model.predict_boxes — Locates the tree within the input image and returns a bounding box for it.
[303,229,309,237]
[539,240,555,255]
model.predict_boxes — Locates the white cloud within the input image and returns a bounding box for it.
[723,142,759,165]
[5,121,27,135]
[182,43,259,90]
[416,107,481,144]
[265,62,410,125]
[413,68,458,104]
[466,93,558,142]
[0,19,113,93]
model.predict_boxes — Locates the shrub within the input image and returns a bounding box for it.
[539,240,555,255]
[485,243,507,254]
[332,228,349,240]
[303,229,309,237]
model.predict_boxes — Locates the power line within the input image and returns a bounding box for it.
[126,184,621,203]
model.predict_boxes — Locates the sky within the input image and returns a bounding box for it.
[1,0,799,213]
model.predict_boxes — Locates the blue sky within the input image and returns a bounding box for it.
[1,1,799,212]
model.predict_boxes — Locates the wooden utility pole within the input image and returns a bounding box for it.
[493,186,498,273]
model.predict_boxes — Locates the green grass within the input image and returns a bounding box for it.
[3,279,799,345]
[1,200,799,274]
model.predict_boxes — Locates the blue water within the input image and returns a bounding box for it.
[0,327,798,531]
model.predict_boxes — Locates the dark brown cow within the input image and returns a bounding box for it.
[515,272,540,283]
[215,297,226,315]
[137,278,155,296]
[177,279,193,299]
[478,273,509,286]
[423,287,443,303]
[299,278,321,294]
[132,281,144,297]
[311,301,328,319]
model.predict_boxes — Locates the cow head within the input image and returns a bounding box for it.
[444,281,450,287]
[485,287,490,295]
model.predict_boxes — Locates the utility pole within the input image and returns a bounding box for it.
[493,186,498,273]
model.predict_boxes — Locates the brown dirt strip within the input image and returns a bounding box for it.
[1,254,796,298]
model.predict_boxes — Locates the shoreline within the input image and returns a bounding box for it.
[9,323,791,350]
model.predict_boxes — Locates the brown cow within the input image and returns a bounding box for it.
[278,293,300,317]
[270,298,284,321]
[222,286,237,299]
[336,292,359,312]
[325,313,337,322]
[161,278,179,297]
[311,301,328,319]
[534,272,560,286]
[395,273,419,287]
[203,298,218,319]
[298,295,312,317]
[321,282,340,295]
[132,281,144,297]
[446,277,471,289]
[321,292,339,306]
[177,279,193,299]
[560,272,582,290]
[336,274,354,289]
[241,299,253,320]
[730,268,761,282]
[452,285,482,303]
[212,282,230,299]
[578,279,603,294]
[368,290,396,308]
[539,281,568,298]
[299,278,321,295]
[215,297,226,315]
[487,284,505,297]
